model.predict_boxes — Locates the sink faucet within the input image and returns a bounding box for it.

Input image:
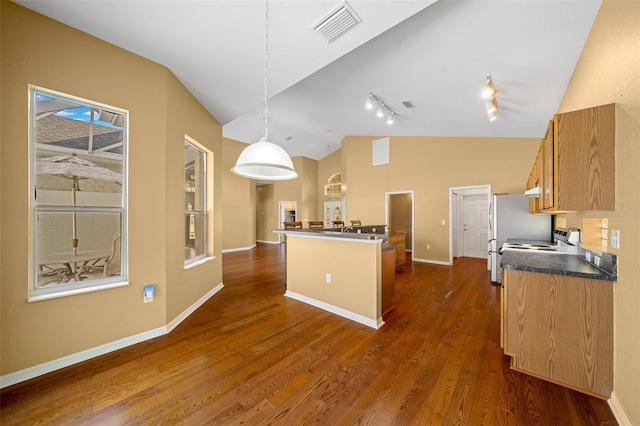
[342,227,354,233]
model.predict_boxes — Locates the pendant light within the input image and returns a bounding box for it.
[231,0,298,181]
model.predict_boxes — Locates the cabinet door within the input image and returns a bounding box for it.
[505,270,613,397]
[542,120,554,210]
[381,248,395,315]
[526,142,544,213]
[556,104,615,211]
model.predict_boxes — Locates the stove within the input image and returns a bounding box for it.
[500,227,580,255]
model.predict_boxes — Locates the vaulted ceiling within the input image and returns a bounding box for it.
[16,0,602,160]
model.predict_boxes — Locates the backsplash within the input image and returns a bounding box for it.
[578,245,617,278]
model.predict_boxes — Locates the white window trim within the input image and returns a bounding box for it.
[183,136,212,268]
[28,85,129,300]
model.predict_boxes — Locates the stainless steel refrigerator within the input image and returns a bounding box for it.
[489,194,552,283]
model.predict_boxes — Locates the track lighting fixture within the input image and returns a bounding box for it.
[482,75,499,122]
[365,92,396,125]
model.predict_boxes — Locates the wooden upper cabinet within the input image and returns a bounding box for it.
[554,103,616,211]
[542,120,554,209]
[526,143,544,213]
[527,103,615,213]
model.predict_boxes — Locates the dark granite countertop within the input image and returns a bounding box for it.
[273,225,388,241]
[500,250,616,281]
[273,228,385,241]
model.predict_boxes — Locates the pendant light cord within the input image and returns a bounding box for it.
[264,0,269,139]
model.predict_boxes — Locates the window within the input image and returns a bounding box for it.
[184,139,207,265]
[30,86,127,300]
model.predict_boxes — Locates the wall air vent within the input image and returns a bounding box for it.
[311,1,362,44]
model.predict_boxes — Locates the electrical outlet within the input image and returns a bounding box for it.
[325,273,332,284]
[594,256,601,267]
[441,219,446,225]
[585,251,591,262]
[427,244,431,249]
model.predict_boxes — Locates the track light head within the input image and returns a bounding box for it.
[365,93,374,110]
[482,75,499,122]
[386,112,395,125]
[377,105,385,118]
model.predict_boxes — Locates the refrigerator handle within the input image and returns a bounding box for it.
[488,199,493,235]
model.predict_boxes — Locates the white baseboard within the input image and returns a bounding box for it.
[284,290,383,330]
[221,245,256,253]
[412,257,452,266]
[167,283,224,333]
[0,281,225,389]
[609,391,632,426]
[256,239,281,245]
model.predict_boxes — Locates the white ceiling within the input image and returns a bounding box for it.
[16,0,602,160]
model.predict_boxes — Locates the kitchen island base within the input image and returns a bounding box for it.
[283,233,394,329]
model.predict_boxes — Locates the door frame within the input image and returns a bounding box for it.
[385,190,414,258]
[449,185,491,265]
[278,201,297,243]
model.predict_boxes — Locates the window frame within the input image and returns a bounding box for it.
[183,137,209,267]
[28,85,129,302]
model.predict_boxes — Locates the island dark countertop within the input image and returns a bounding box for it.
[273,225,389,241]
[500,250,616,281]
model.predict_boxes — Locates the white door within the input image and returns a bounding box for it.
[463,194,489,258]
[452,192,459,258]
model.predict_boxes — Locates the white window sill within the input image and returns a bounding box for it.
[28,280,129,303]
[184,256,216,270]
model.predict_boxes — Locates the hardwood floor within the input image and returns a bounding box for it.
[1,243,617,425]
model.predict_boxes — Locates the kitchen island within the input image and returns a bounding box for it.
[275,228,395,329]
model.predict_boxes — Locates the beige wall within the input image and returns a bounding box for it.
[337,136,541,261]
[222,138,256,250]
[254,156,320,244]
[555,1,640,423]
[256,183,276,242]
[318,149,344,211]
[164,72,223,322]
[0,3,222,376]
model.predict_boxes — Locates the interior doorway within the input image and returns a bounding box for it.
[386,191,414,255]
[279,201,297,243]
[449,185,491,265]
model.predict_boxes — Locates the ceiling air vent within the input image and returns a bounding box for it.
[401,100,415,109]
[311,1,362,44]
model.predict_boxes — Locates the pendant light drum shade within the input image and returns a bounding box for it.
[231,137,298,180]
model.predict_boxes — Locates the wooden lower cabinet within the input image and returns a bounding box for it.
[381,247,395,316]
[501,269,613,398]
[387,232,407,271]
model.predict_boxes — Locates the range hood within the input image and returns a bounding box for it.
[524,186,542,198]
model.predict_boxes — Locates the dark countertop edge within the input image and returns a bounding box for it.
[279,230,385,242]
[500,251,616,282]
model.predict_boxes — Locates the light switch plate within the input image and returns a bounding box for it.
[611,229,620,249]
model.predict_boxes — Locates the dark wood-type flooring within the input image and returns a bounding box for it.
[1,243,617,425]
